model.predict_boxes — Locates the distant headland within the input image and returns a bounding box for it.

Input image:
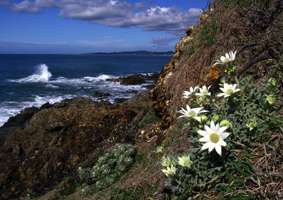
[82,50,173,56]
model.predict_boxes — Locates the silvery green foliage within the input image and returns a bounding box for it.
[78,144,136,195]
[80,184,92,196]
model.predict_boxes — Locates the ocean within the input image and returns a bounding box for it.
[0,54,170,127]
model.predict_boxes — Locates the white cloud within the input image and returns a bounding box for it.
[6,0,202,34]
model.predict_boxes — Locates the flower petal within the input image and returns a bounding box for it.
[197,130,208,137]
[201,142,211,150]
[215,145,222,155]
[219,140,227,146]
[199,136,209,142]
[208,143,215,152]
[219,126,228,132]
[194,117,201,122]
[221,132,230,139]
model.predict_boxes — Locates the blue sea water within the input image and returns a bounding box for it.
[0,54,170,126]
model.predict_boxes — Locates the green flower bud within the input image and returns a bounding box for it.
[200,115,208,122]
[246,119,257,131]
[266,95,276,105]
[212,114,220,122]
[268,78,277,87]
[220,119,232,127]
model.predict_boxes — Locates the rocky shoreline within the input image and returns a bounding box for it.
[0,72,159,129]
[0,72,159,199]
[108,73,159,87]
[79,73,159,103]
[0,78,160,199]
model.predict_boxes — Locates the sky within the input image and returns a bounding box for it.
[0,0,209,54]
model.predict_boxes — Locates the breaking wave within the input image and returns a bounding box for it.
[2,64,151,127]
[0,95,76,127]
[11,64,52,83]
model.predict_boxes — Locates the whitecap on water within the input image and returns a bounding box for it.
[3,64,151,127]
[10,64,52,83]
[0,95,76,127]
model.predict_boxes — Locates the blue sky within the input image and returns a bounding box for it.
[0,0,209,53]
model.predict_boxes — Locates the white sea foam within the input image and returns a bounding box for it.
[9,64,148,91]
[49,75,117,87]
[3,64,151,127]
[11,64,52,83]
[0,95,76,127]
[10,71,147,95]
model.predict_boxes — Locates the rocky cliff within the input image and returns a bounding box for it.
[0,0,283,200]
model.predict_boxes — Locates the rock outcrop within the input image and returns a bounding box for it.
[0,95,155,200]
[108,73,159,86]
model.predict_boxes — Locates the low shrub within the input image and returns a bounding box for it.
[78,143,136,196]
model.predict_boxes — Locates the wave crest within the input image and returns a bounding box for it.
[11,64,52,83]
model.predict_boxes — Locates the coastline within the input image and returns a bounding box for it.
[0,72,159,130]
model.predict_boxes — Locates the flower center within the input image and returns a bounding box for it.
[189,111,196,118]
[226,88,234,95]
[210,132,220,143]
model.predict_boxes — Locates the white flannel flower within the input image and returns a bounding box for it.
[162,165,176,177]
[215,50,237,65]
[197,121,230,156]
[195,86,211,97]
[183,86,199,99]
[178,105,208,122]
[217,83,240,98]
